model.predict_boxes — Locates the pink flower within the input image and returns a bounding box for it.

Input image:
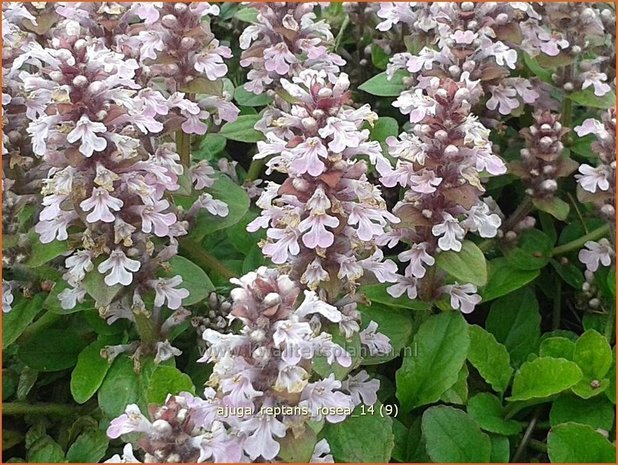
[300,374,353,423]
[487,85,519,115]
[387,276,418,299]
[197,421,242,463]
[359,321,392,356]
[582,71,611,97]
[65,251,93,281]
[133,199,177,237]
[240,413,287,460]
[576,164,611,193]
[194,44,232,80]
[80,187,123,223]
[311,439,334,463]
[432,214,465,252]
[107,404,152,439]
[66,115,108,157]
[263,227,301,264]
[579,239,614,272]
[35,211,79,244]
[191,162,216,190]
[289,137,328,176]
[463,202,502,238]
[440,283,482,314]
[98,249,141,286]
[342,370,380,407]
[58,284,87,310]
[299,213,339,249]
[149,275,190,309]
[409,169,443,194]
[398,242,435,279]
[264,43,297,75]
[220,371,263,409]
[318,117,364,153]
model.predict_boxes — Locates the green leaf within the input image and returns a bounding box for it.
[83,267,122,307]
[396,312,470,412]
[369,117,399,143]
[185,174,251,239]
[18,327,87,372]
[2,294,45,349]
[436,240,488,287]
[486,288,541,366]
[147,366,195,404]
[606,349,615,404]
[508,357,583,401]
[278,427,317,463]
[322,404,394,462]
[27,237,69,267]
[440,364,468,405]
[421,406,491,462]
[569,89,616,109]
[193,134,227,161]
[574,330,612,379]
[98,356,140,419]
[234,6,258,23]
[548,422,615,463]
[550,394,615,431]
[219,114,264,143]
[467,325,513,393]
[482,258,539,302]
[358,304,413,365]
[362,283,431,310]
[503,228,554,271]
[489,435,511,463]
[27,435,65,463]
[370,43,390,70]
[234,85,271,107]
[550,259,585,289]
[467,393,523,436]
[359,70,407,97]
[65,429,109,463]
[540,337,575,360]
[165,256,214,306]
[533,197,570,221]
[571,330,612,399]
[522,51,553,82]
[71,340,112,404]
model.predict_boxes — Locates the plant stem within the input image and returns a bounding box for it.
[513,407,542,462]
[334,14,350,52]
[552,277,561,330]
[528,439,548,454]
[3,402,83,416]
[179,238,236,280]
[176,130,191,169]
[604,300,615,344]
[503,197,533,232]
[551,224,610,256]
[245,158,265,182]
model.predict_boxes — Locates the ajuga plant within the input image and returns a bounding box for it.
[2,3,616,465]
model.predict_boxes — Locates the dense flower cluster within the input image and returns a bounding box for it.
[240,2,344,95]
[377,2,541,116]
[109,267,381,462]
[2,3,238,362]
[520,3,615,97]
[576,109,616,273]
[249,70,399,302]
[379,75,505,311]
[512,110,577,201]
